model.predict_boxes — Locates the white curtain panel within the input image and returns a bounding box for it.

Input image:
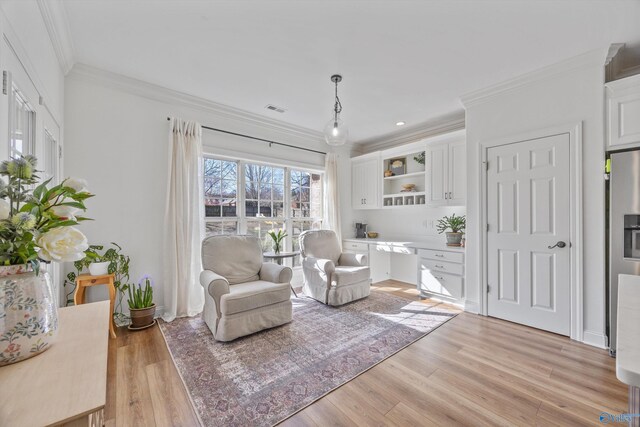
[162,118,205,322]
[323,152,342,243]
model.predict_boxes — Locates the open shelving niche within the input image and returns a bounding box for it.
[381,150,426,208]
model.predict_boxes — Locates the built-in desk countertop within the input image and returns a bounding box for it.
[343,236,465,253]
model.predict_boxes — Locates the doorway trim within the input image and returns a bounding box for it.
[477,122,583,341]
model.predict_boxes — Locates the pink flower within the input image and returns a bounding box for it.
[4,343,20,354]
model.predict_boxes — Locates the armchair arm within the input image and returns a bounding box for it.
[260,262,293,284]
[302,256,336,276]
[199,270,230,315]
[338,252,368,267]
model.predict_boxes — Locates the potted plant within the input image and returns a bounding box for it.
[65,242,132,325]
[127,275,155,329]
[436,214,466,247]
[0,156,93,365]
[83,247,110,276]
[267,228,287,254]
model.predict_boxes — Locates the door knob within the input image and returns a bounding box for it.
[548,241,567,249]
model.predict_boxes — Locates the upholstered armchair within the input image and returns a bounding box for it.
[199,235,293,341]
[299,230,371,306]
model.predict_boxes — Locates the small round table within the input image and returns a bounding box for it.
[263,251,300,297]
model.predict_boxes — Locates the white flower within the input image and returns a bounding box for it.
[64,177,89,193]
[37,226,88,262]
[51,204,80,219]
[0,198,9,220]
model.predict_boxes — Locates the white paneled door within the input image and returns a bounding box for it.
[487,133,571,335]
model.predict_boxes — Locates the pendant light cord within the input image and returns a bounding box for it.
[333,79,342,123]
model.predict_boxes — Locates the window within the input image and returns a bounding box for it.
[203,157,323,265]
[10,86,35,158]
[204,158,238,234]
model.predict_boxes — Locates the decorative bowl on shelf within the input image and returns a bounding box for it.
[367,232,379,238]
[384,170,394,177]
[401,183,416,192]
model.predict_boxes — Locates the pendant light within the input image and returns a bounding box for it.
[323,74,349,146]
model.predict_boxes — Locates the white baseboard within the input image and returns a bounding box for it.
[463,300,479,314]
[582,330,608,349]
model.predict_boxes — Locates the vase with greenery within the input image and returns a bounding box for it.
[63,242,132,325]
[127,275,155,329]
[267,229,287,254]
[0,156,93,365]
[413,151,425,165]
[436,213,466,247]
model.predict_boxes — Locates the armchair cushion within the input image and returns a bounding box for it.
[259,262,293,284]
[299,230,342,263]
[338,252,368,267]
[221,281,292,315]
[202,235,262,284]
[332,266,371,287]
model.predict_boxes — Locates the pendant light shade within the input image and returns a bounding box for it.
[324,74,348,146]
[323,116,349,146]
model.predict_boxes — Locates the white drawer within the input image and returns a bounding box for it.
[419,269,463,299]
[374,244,415,255]
[418,249,464,264]
[343,241,369,252]
[420,258,463,276]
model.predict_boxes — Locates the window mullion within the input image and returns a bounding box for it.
[284,167,293,252]
[238,160,246,234]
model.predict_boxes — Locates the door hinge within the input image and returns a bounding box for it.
[487,285,491,293]
[2,71,8,95]
[484,161,489,171]
[59,146,63,159]
[486,223,490,232]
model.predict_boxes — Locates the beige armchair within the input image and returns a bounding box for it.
[200,235,293,341]
[299,230,371,306]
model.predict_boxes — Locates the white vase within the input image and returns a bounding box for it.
[0,267,58,366]
[89,262,110,276]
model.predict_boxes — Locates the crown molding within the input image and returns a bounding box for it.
[354,110,465,153]
[37,0,75,75]
[460,47,609,109]
[68,63,326,144]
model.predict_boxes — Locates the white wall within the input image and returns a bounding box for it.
[352,206,465,241]
[462,49,608,347]
[63,66,329,313]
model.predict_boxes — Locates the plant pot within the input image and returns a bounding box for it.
[445,232,463,247]
[0,267,58,366]
[129,304,156,329]
[89,261,110,276]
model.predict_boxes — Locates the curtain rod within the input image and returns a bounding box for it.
[166,117,327,155]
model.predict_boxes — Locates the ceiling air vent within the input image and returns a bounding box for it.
[265,104,286,113]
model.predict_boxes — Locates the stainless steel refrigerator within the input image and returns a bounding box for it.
[608,149,640,356]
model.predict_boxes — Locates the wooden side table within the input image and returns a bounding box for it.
[75,273,117,338]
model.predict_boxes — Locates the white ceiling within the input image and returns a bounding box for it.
[61,0,640,143]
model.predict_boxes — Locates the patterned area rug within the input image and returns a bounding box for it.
[159,291,457,427]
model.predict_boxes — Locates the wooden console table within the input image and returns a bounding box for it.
[0,301,110,426]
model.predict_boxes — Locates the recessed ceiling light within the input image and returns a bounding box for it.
[396,121,406,126]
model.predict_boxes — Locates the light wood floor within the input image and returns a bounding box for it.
[106,280,626,426]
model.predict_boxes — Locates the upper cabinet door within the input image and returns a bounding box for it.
[351,155,380,209]
[448,140,466,206]
[426,144,448,206]
[606,74,640,150]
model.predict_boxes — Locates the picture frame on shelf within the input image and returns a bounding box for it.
[389,157,406,176]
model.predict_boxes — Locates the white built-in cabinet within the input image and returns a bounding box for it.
[606,74,640,150]
[351,152,380,209]
[350,130,466,210]
[425,140,466,206]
